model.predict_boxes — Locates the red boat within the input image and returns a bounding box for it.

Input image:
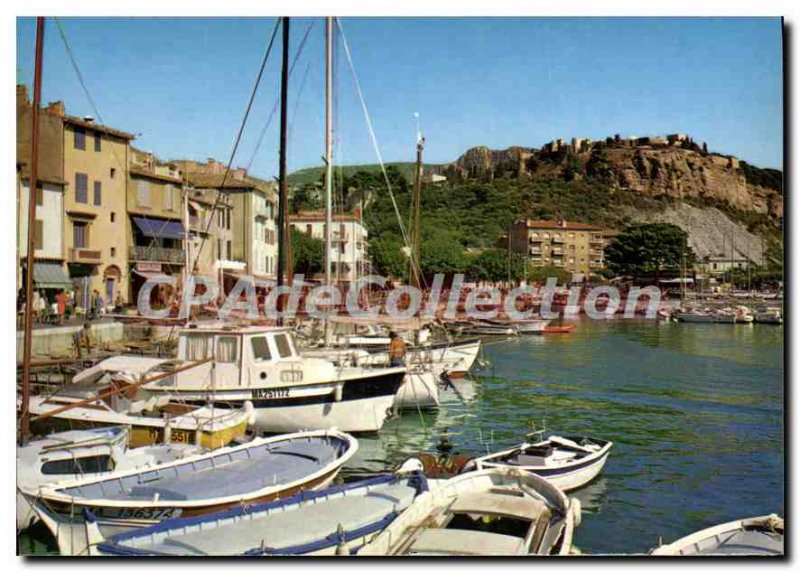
[540,324,576,334]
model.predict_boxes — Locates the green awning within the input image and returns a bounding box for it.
[34,263,73,289]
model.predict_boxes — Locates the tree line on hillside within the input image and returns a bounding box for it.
[288,166,782,284]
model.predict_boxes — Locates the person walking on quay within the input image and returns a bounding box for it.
[73,322,92,360]
[389,331,407,367]
[56,289,66,325]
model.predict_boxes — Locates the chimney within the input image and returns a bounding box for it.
[83,115,94,123]
[45,101,65,117]
[557,219,567,228]
[17,84,29,106]
[232,168,246,180]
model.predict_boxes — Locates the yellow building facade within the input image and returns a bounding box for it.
[510,219,609,276]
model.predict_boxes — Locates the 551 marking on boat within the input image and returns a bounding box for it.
[252,387,291,400]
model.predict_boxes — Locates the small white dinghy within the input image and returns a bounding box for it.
[463,434,612,492]
[357,467,580,556]
[17,426,200,532]
[651,514,784,556]
[23,429,357,556]
[95,463,429,556]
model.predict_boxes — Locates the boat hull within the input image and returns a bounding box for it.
[30,469,340,556]
[150,369,406,434]
[393,370,440,410]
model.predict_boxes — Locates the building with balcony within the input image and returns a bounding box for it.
[127,147,188,302]
[178,160,277,288]
[185,188,236,289]
[289,209,370,283]
[509,219,612,277]
[61,110,135,309]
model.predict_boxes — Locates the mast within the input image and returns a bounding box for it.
[325,17,333,288]
[276,17,290,323]
[182,172,190,323]
[20,16,45,446]
[410,135,424,289]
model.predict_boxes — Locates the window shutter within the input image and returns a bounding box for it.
[34,219,43,250]
[75,173,88,203]
[93,181,102,206]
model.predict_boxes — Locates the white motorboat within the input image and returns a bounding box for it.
[462,435,613,492]
[106,325,407,434]
[467,322,518,336]
[24,429,357,556]
[651,514,784,556]
[95,466,428,556]
[17,426,200,531]
[755,308,782,324]
[357,467,580,556]
[512,319,551,334]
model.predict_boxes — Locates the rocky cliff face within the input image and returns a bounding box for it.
[438,136,783,223]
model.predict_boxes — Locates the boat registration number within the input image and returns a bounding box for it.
[252,388,290,400]
[100,507,180,520]
[171,429,194,444]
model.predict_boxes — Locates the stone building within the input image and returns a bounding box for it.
[62,114,134,309]
[127,147,187,302]
[16,86,72,295]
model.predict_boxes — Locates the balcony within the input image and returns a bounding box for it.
[589,249,603,257]
[551,248,564,256]
[529,236,543,243]
[129,245,185,265]
[590,236,604,245]
[552,236,565,244]
[188,216,209,234]
[529,247,542,255]
[552,259,565,267]
[68,248,102,264]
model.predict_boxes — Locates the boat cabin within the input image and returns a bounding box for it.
[170,325,330,390]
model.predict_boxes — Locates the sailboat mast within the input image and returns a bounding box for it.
[20,16,45,446]
[325,17,333,288]
[276,17,290,323]
[411,135,424,289]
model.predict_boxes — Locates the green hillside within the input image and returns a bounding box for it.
[288,162,420,186]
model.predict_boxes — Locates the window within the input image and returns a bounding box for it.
[41,455,113,475]
[218,210,223,228]
[226,209,231,230]
[185,334,211,360]
[274,334,293,358]
[94,134,102,152]
[165,184,175,210]
[35,184,43,206]
[34,219,43,250]
[110,247,116,257]
[73,222,88,248]
[93,181,102,206]
[251,337,272,361]
[110,168,116,179]
[306,224,312,235]
[226,240,232,260]
[73,127,86,150]
[216,336,238,363]
[137,180,150,206]
[110,212,115,223]
[217,239,223,259]
[75,173,88,203]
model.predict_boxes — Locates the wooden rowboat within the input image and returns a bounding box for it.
[24,429,357,556]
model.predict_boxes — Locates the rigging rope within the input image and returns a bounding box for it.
[245,21,315,173]
[191,17,282,274]
[334,19,422,288]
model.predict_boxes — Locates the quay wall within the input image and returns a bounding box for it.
[16,321,124,360]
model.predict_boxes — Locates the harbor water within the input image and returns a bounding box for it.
[19,316,784,555]
[346,316,784,554]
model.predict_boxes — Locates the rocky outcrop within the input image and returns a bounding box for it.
[438,135,783,223]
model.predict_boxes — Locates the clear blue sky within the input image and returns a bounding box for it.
[17,17,783,177]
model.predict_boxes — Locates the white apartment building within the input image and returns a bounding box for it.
[289,210,369,283]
